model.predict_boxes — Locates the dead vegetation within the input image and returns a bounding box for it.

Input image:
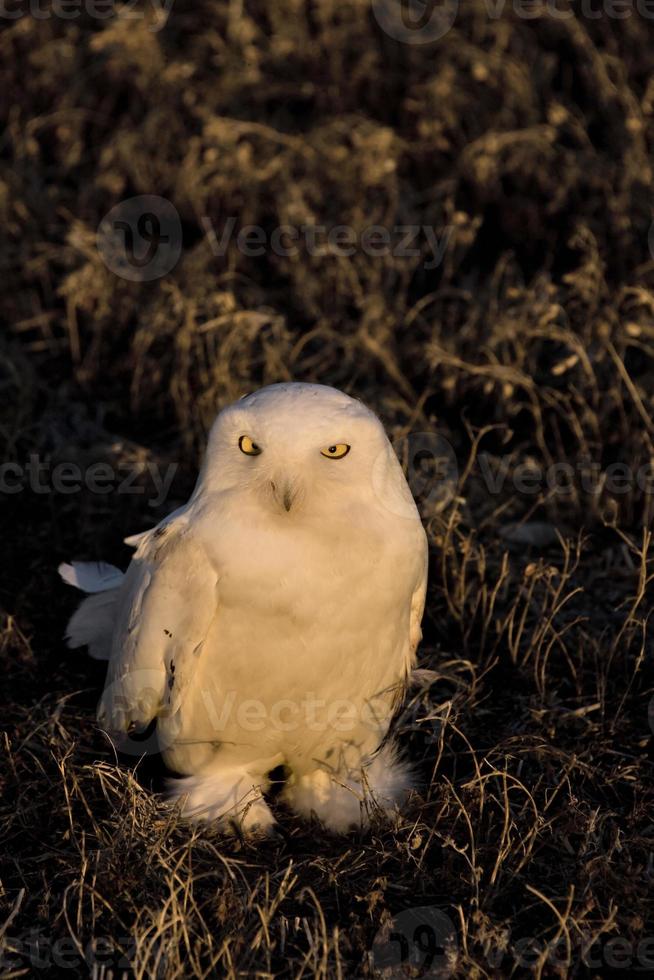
[1,1,654,976]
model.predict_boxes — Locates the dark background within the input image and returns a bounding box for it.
[2,1,654,976]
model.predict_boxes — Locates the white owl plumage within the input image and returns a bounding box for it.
[60,383,428,834]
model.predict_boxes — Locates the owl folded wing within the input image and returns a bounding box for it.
[98,519,219,736]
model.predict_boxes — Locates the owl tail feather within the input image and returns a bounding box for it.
[59,561,124,661]
[58,561,124,593]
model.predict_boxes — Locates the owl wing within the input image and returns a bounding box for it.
[98,516,218,736]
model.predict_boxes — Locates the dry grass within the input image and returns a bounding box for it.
[2,2,654,976]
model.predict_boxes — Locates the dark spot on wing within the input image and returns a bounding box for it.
[164,629,172,637]
[154,526,168,538]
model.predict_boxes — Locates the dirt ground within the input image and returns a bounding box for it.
[2,1,654,977]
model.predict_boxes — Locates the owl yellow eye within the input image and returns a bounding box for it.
[239,435,262,456]
[320,443,350,459]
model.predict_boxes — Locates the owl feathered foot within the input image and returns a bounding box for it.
[281,741,415,833]
[168,764,277,836]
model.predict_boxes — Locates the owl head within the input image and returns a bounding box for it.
[196,382,418,521]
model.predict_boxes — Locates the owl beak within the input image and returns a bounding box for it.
[270,479,297,513]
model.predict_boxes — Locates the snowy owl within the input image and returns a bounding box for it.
[60,383,428,834]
